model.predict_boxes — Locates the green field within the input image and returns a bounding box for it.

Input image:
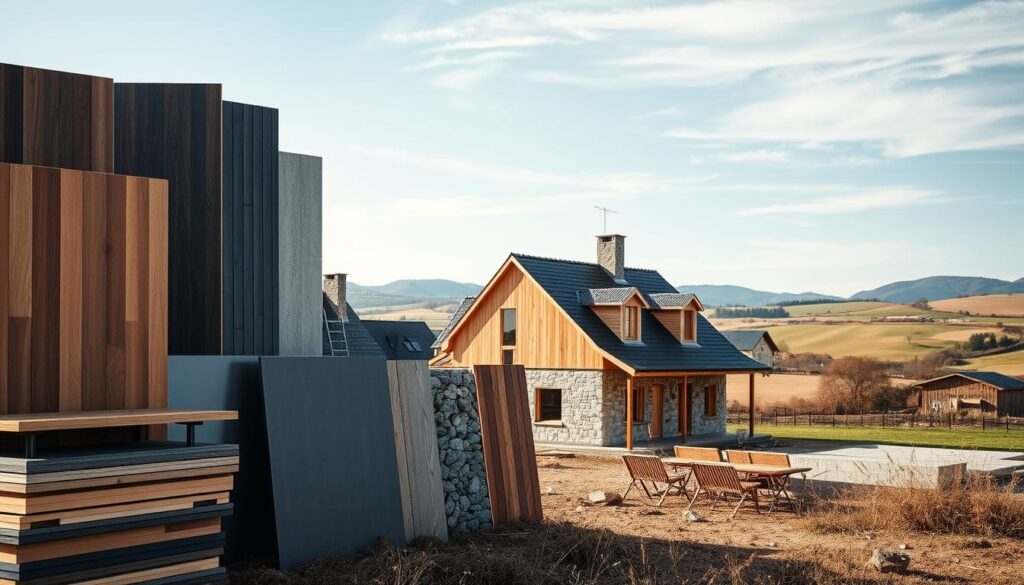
[780,300,1024,325]
[761,322,997,359]
[728,423,1024,451]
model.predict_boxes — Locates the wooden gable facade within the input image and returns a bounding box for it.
[438,258,614,372]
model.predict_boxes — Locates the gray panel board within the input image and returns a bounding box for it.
[278,152,323,356]
[167,356,273,563]
[0,444,238,475]
[260,356,406,570]
[0,504,232,545]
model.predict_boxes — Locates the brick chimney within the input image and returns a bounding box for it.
[596,234,626,282]
[323,273,347,317]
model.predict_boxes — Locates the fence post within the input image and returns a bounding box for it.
[832,413,835,427]
[982,416,985,431]
[881,412,885,427]
[949,413,952,429]
[1007,416,1010,432]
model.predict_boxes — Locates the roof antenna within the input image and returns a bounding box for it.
[594,205,618,233]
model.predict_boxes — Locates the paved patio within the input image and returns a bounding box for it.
[778,441,1024,478]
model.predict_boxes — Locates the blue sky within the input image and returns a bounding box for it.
[2,0,1021,296]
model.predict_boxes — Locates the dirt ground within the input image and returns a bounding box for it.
[537,454,1024,584]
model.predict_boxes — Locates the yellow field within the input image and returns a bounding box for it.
[726,373,917,408]
[783,301,898,318]
[760,322,1000,360]
[931,294,1024,317]
[953,351,1024,376]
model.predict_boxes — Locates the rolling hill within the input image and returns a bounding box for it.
[675,284,840,307]
[851,276,1024,303]
[348,279,482,309]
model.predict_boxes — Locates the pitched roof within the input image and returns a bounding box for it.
[362,320,437,361]
[509,253,771,373]
[916,371,1024,391]
[322,293,386,358]
[720,330,779,353]
[432,296,475,349]
[577,287,643,306]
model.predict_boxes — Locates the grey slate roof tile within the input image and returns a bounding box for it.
[720,330,778,352]
[645,292,697,310]
[432,296,476,349]
[362,320,436,360]
[577,287,641,305]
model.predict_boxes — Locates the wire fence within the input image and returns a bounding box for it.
[727,407,1024,432]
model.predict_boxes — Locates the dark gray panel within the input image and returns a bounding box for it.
[0,444,237,474]
[222,101,279,356]
[260,356,405,570]
[278,152,322,356]
[167,356,273,563]
[0,504,232,545]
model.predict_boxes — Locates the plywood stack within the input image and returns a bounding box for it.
[0,442,238,584]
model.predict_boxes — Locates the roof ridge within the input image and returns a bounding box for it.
[511,252,659,273]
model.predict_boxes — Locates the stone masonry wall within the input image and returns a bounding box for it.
[430,368,492,532]
[604,371,727,444]
[525,369,604,446]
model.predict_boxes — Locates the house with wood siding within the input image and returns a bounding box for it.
[431,234,771,449]
[911,372,1024,416]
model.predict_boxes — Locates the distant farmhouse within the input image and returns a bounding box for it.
[911,371,1024,416]
[432,234,770,450]
[720,330,779,367]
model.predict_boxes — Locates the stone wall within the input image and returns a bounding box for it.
[686,375,727,435]
[430,368,492,532]
[525,369,604,445]
[751,340,776,367]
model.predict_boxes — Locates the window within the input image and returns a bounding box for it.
[683,310,697,341]
[624,386,645,422]
[502,349,515,364]
[623,306,640,341]
[501,308,517,346]
[535,388,562,422]
[402,337,422,352]
[704,385,718,417]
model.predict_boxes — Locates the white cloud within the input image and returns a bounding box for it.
[737,187,943,215]
[690,149,790,164]
[405,50,528,72]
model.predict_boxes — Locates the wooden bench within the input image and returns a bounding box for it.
[0,409,238,457]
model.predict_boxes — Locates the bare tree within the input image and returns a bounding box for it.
[816,356,888,412]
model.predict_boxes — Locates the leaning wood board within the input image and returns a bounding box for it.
[0,63,114,173]
[472,365,543,525]
[0,163,168,415]
[386,361,447,541]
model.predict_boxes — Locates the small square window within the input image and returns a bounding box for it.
[536,388,562,422]
[502,349,515,365]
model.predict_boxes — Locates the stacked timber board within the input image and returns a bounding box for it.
[0,443,237,583]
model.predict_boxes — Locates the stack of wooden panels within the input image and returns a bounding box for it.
[0,444,238,584]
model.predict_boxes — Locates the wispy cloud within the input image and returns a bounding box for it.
[690,149,790,164]
[737,187,943,215]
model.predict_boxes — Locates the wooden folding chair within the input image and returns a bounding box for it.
[673,446,722,461]
[748,452,799,514]
[723,450,752,464]
[687,463,762,519]
[621,455,690,506]
[748,452,789,466]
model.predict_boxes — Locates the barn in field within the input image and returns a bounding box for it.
[911,372,1024,416]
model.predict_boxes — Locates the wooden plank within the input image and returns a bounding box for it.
[0,475,234,515]
[105,174,127,410]
[0,457,239,486]
[0,164,8,413]
[58,170,83,412]
[473,365,542,526]
[0,409,237,433]
[74,557,220,585]
[81,171,108,411]
[0,464,238,494]
[30,166,59,413]
[0,517,221,563]
[386,361,447,541]
[0,492,230,529]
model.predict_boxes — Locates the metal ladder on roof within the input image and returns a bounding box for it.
[323,308,349,357]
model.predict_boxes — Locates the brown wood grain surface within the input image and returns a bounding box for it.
[0,162,168,415]
[0,63,113,173]
[473,364,543,526]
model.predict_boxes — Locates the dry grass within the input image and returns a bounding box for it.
[230,522,881,585]
[807,474,1024,538]
[931,294,1024,318]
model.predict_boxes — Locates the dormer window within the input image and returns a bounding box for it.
[683,309,697,342]
[623,306,640,341]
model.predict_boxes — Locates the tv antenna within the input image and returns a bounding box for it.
[594,205,619,233]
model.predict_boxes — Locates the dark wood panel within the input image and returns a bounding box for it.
[115,83,222,356]
[221,102,279,356]
[0,162,168,416]
[473,365,543,526]
[0,63,113,173]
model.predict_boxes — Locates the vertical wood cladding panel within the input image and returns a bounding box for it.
[0,63,113,173]
[278,152,322,356]
[115,83,222,355]
[0,162,167,414]
[222,102,279,356]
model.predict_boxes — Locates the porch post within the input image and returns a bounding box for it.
[748,373,755,438]
[626,376,634,451]
[680,374,688,443]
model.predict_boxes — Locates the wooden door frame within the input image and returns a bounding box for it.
[650,384,664,438]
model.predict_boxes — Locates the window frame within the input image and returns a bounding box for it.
[535,388,563,423]
[622,305,640,341]
[703,384,718,417]
[502,348,515,365]
[683,309,697,342]
[501,307,517,347]
[624,385,646,422]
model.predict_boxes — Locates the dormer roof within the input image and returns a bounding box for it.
[645,292,704,311]
[577,287,649,307]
